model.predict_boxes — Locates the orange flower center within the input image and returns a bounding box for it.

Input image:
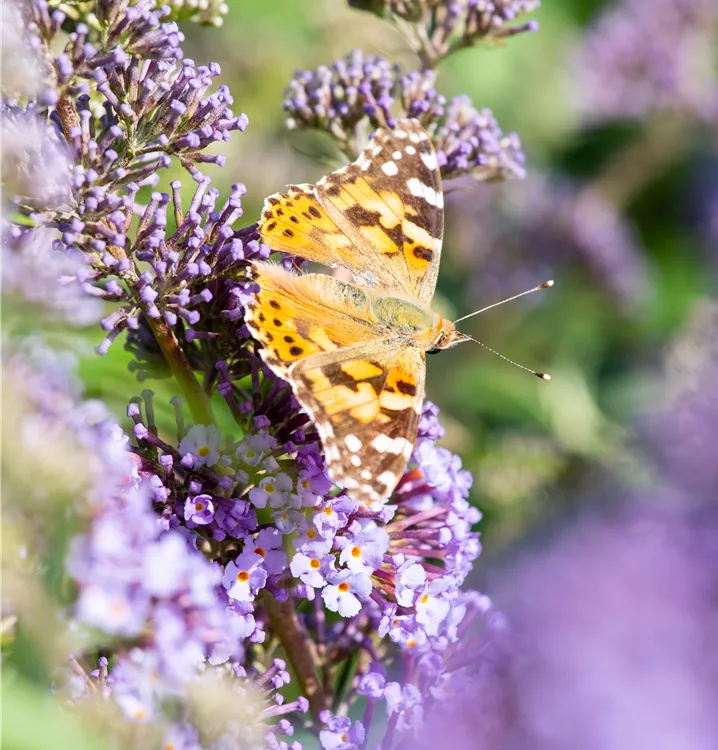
[255,547,265,558]
[307,529,316,539]
[198,446,210,457]
[351,546,361,558]
[236,571,249,582]
[324,507,333,516]
[195,502,205,511]
[338,582,350,593]
[309,558,321,570]
[420,593,429,605]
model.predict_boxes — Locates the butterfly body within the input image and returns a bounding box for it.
[249,119,465,504]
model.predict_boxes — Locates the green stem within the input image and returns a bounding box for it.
[259,591,326,717]
[145,316,214,426]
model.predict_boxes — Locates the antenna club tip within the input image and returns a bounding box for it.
[537,373,551,381]
[541,280,554,289]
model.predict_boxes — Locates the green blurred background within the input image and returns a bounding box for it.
[66,0,715,559]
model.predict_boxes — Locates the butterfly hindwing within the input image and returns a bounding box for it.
[291,342,425,505]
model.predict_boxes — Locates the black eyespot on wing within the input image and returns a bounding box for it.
[269,300,281,309]
[273,318,282,327]
[290,215,299,224]
[284,335,295,343]
[282,228,294,238]
[266,221,277,232]
[289,346,304,357]
[308,205,321,218]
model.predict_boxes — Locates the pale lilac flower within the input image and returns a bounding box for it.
[290,552,336,589]
[223,549,267,602]
[322,570,373,617]
[248,472,293,509]
[236,432,274,467]
[178,424,221,467]
[415,579,452,637]
[395,561,427,607]
[245,527,287,575]
[319,711,366,750]
[339,520,389,573]
[183,494,215,525]
[313,497,356,538]
[357,662,386,699]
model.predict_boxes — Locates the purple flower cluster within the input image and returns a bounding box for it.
[284,50,399,144]
[350,0,540,68]
[284,52,525,180]
[574,0,718,123]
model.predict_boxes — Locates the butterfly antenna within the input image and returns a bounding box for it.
[462,334,551,380]
[453,280,554,325]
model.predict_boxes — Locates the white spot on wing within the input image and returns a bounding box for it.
[376,470,397,490]
[381,161,398,176]
[406,177,441,207]
[405,145,416,155]
[420,150,438,170]
[344,434,362,453]
[371,434,407,455]
[392,150,402,160]
[360,469,372,480]
[350,455,362,467]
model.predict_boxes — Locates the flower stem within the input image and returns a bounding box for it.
[259,591,326,717]
[145,316,214,425]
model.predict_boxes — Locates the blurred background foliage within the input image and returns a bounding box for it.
[19,0,715,563]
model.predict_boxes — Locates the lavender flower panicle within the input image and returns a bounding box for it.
[284,53,525,180]
[350,0,540,68]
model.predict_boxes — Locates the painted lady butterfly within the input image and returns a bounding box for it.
[247,119,469,505]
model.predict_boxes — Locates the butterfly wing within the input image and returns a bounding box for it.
[246,262,425,504]
[291,341,425,505]
[258,119,443,304]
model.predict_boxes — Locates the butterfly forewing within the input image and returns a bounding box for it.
[316,119,444,303]
[245,263,382,377]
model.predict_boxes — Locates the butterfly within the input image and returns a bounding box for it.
[246,118,469,505]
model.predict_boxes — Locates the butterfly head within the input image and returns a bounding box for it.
[426,316,472,355]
